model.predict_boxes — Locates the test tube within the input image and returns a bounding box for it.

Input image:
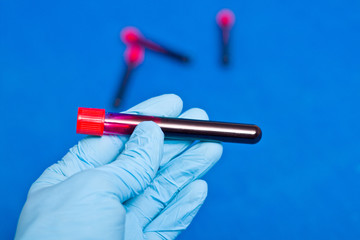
[76,107,262,144]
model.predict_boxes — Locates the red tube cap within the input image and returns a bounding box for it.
[76,107,106,136]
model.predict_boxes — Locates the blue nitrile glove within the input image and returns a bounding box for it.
[15,94,223,240]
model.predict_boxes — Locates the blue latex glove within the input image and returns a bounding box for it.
[15,94,223,240]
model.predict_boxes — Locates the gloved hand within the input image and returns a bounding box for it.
[15,94,223,240]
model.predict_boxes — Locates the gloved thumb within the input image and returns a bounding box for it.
[97,121,164,203]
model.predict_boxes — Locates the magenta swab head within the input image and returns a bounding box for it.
[216,9,235,29]
[120,26,142,45]
[124,44,145,66]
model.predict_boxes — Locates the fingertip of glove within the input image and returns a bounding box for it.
[161,94,183,105]
[193,180,208,200]
[161,94,183,115]
[180,108,209,120]
[208,142,223,159]
[195,141,223,163]
[134,121,164,140]
[181,180,208,204]
[124,94,183,117]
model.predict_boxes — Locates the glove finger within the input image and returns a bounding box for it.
[143,180,208,240]
[98,121,164,203]
[124,141,222,228]
[125,94,183,117]
[161,108,209,167]
[31,94,181,192]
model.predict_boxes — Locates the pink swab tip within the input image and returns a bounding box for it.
[216,9,235,28]
[120,27,142,45]
[124,44,145,66]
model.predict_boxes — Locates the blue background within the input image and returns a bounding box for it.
[1,0,360,239]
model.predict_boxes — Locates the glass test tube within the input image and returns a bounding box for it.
[76,107,262,144]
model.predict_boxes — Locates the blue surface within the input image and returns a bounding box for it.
[1,0,360,239]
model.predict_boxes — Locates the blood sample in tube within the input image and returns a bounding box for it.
[77,107,262,144]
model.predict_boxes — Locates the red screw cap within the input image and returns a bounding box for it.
[76,107,106,136]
